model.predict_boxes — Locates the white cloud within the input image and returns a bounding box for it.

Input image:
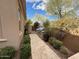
[35,2,46,10]
[32,3,36,8]
[32,0,48,10]
[42,0,48,3]
[26,0,48,10]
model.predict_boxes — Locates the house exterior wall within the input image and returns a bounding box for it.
[0,18,2,38]
[0,0,26,50]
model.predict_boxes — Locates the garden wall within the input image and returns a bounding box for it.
[63,28,79,53]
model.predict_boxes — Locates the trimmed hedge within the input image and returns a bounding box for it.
[20,43,31,59]
[23,35,30,44]
[20,34,31,59]
[0,47,16,59]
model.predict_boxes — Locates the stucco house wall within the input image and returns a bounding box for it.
[0,0,26,50]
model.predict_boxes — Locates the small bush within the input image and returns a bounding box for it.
[49,37,63,50]
[52,39,63,50]
[60,46,68,55]
[0,47,16,59]
[24,31,29,35]
[23,35,30,44]
[48,37,63,50]
[48,37,57,45]
[20,43,31,59]
[43,32,50,42]
[20,33,31,59]
[43,29,51,42]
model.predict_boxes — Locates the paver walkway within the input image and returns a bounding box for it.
[29,34,61,59]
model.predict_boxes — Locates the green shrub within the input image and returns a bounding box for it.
[0,47,16,59]
[60,46,68,55]
[24,31,29,35]
[23,35,30,44]
[48,37,57,45]
[20,34,31,59]
[43,28,51,42]
[49,37,63,49]
[52,39,63,50]
[49,37,63,50]
[20,43,31,59]
[43,32,50,42]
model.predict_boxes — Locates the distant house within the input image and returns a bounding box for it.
[0,0,26,50]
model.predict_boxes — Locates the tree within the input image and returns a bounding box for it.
[50,17,79,30]
[26,20,32,26]
[43,20,50,29]
[46,0,78,18]
[32,14,47,22]
[25,20,32,32]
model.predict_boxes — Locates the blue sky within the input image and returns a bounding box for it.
[26,0,58,21]
[26,0,79,21]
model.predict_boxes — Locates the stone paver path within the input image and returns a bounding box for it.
[68,53,79,59]
[30,34,61,59]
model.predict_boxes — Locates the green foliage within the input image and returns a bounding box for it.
[20,43,31,59]
[48,37,57,45]
[43,20,50,29]
[50,18,79,30]
[0,47,16,59]
[23,35,30,44]
[60,46,68,55]
[52,39,63,50]
[24,31,29,35]
[32,14,47,22]
[46,0,76,18]
[26,20,32,26]
[20,34,31,59]
[49,37,63,50]
[48,36,69,56]
[25,20,32,32]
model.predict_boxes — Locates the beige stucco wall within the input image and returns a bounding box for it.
[0,18,2,38]
[0,0,23,50]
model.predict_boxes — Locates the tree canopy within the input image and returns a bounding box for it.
[50,17,79,30]
[43,20,50,28]
[32,14,47,22]
[46,0,79,18]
